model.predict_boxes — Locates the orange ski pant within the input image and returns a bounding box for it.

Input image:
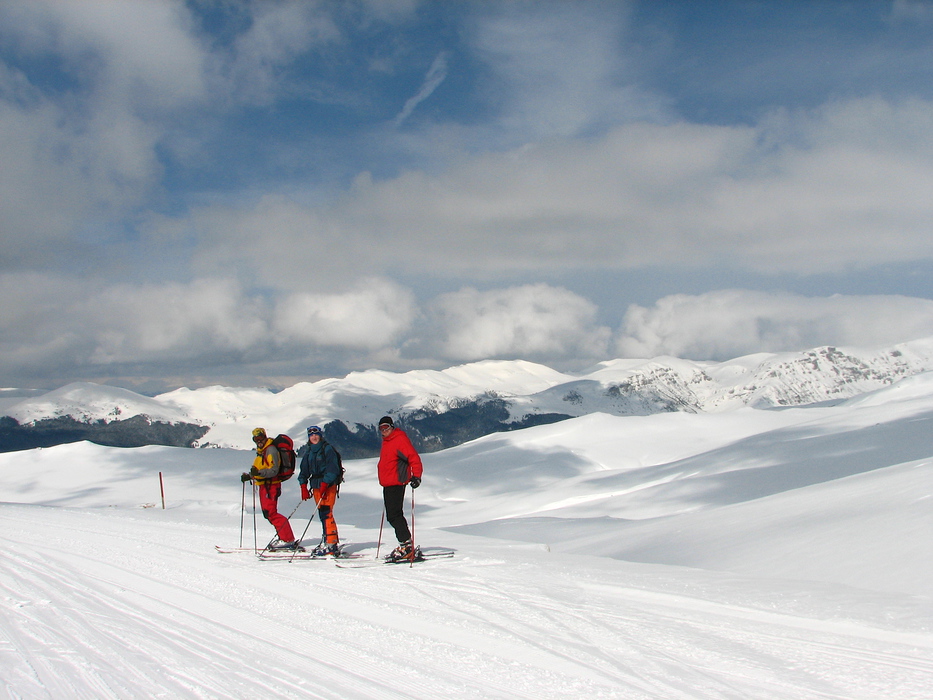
[314,483,339,544]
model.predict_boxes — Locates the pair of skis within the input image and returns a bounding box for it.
[214,543,455,566]
[334,548,455,568]
[214,543,364,561]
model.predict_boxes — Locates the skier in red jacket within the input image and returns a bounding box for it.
[377,415,423,561]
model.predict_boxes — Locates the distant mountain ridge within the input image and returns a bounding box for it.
[2,338,933,456]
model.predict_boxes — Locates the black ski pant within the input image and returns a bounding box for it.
[383,484,411,543]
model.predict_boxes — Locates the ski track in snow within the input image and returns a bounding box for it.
[1,505,930,700]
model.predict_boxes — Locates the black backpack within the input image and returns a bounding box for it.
[328,442,346,495]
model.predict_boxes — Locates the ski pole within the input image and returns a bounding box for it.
[409,485,416,567]
[375,509,385,560]
[239,480,246,548]
[278,498,308,562]
[285,499,304,520]
[290,494,320,563]
[252,483,258,552]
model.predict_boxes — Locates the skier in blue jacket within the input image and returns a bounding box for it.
[297,425,341,556]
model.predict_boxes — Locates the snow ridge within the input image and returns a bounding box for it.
[4,337,933,450]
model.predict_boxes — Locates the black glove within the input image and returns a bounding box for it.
[240,472,251,483]
[410,476,421,489]
[249,466,260,476]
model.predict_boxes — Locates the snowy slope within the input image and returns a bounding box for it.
[1,372,931,698]
[424,375,933,596]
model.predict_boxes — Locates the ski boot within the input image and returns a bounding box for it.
[311,542,340,557]
[385,540,423,563]
[268,539,304,552]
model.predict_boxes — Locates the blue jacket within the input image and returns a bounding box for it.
[297,440,340,489]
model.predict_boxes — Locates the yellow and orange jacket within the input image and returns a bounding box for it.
[251,438,282,484]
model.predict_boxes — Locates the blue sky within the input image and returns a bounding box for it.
[2,0,933,392]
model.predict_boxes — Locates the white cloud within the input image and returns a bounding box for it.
[469,0,663,139]
[169,119,755,281]
[0,273,417,383]
[0,0,209,255]
[128,95,933,298]
[5,1,933,286]
[394,52,449,127]
[0,0,207,108]
[427,284,610,362]
[616,290,933,360]
[0,1,341,263]
[295,96,933,277]
[3,272,932,387]
[0,275,269,370]
[221,2,340,105]
[83,94,933,366]
[273,278,416,350]
[160,194,333,285]
[87,278,268,364]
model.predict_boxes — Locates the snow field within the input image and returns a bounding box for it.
[1,373,932,698]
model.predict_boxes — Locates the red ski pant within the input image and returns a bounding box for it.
[313,484,339,544]
[258,482,295,542]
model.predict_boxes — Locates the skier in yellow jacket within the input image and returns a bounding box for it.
[241,427,297,549]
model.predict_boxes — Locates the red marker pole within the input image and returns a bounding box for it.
[159,471,166,510]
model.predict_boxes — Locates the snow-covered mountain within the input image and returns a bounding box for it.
[3,337,933,455]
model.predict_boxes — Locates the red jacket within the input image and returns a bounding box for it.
[377,427,423,487]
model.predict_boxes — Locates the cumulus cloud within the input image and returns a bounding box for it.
[0,275,269,371]
[425,284,611,362]
[616,290,933,360]
[87,279,269,364]
[0,275,609,384]
[273,278,416,350]
[3,271,932,388]
[0,273,414,383]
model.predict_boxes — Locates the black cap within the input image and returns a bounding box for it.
[378,415,394,428]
